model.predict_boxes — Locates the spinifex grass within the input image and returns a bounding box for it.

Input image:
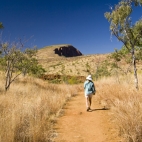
[0,73,80,142]
[96,76,142,142]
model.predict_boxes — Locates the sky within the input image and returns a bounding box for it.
[0,0,142,55]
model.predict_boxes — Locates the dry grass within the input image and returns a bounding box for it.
[0,72,81,142]
[95,75,142,142]
[36,46,108,76]
[36,44,142,77]
[1,67,142,142]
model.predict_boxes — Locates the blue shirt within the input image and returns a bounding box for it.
[84,80,96,95]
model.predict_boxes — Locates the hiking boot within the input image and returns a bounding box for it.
[86,107,90,111]
[89,108,92,112]
[87,107,92,112]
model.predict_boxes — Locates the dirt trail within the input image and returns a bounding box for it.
[53,92,120,142]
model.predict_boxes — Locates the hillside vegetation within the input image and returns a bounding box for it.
[36,45,142,85]
[36,45,109,77]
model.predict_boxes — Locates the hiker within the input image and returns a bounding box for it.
[84,75,96,112]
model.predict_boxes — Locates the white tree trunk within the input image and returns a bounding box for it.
[131,48,139,90]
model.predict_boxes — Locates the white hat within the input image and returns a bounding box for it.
[86,75,92,81]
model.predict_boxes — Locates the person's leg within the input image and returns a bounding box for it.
[88,95,93,109]
[85,95,92,111]
[85,96,89,107]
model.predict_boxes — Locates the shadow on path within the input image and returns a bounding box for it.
[90,107,110,112]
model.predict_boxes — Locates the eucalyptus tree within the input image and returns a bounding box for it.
[0,23,45,91]
[105,0,142,89]
[0,41,45,91]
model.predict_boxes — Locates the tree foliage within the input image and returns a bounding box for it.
[109,47,132,76]
[105,0,142,89]
[0,41,45,91]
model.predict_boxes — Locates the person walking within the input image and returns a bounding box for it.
[84,75,96,112]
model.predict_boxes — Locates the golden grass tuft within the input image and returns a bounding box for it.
[0,73,81,141]
[95,75,142,142]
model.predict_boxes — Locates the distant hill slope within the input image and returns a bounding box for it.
[36,44,109,76]
[36,44,142,80]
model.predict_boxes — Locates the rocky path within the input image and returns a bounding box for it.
[53,92,120,142]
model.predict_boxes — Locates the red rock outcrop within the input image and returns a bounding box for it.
[54,45,82,57]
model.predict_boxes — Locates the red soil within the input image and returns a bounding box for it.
[53,92,120,142]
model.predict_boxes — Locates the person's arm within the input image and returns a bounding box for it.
[92,83,96,94]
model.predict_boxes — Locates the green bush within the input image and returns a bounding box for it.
[94,60,111,80]
[67,76,78,84]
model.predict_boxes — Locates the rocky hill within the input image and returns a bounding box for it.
[37,44,82,61]
[54,44,82,57]
[36,45,108,77]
